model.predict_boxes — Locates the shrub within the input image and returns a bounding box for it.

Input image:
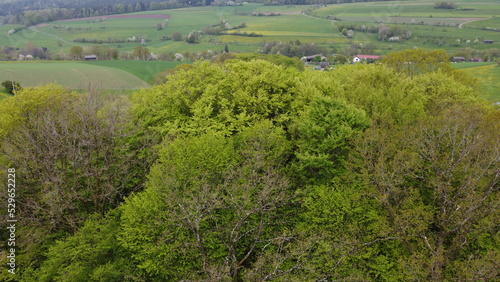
[1,80,21,94]
[172,32,183,41]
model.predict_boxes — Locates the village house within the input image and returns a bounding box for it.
[451,56,466,63]
[84,55,98,61]
[352,55,381,63]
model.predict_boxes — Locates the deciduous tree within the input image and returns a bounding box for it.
[120,123,294,280]
[1,80,21,94]
[381,48,458,77]
[356,105,500,280]
[69,45,83,60]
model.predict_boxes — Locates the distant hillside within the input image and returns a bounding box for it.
[0,0,413,25]
[0,0,195,25]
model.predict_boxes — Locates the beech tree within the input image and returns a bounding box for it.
[69,45,83,60]
[0,85,147,275]
[132,46,149,60]
[120,123,294,280]
[291,96,370,185]
[6,57,497,281]
[381,49,477,88]
[131,60,301,139]
[356,105,500,280]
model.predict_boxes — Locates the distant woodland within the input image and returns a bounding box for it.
[0,0,190,25]
[0,0,411,25]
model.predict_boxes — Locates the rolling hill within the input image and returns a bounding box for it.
[0,61,151,89]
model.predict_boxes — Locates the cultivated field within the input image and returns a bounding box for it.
[311,0,500,52]
[313,1,500,19]
[0,61,152,89]
[2,1,499,55]
[1,4,343,54]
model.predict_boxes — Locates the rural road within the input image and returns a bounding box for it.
[302,12,330,20]
[27,27,85,47]
[458,18,485,28]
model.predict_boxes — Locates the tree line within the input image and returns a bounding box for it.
[0,49,498,280]
[0,0,195,26]
[1,0,417,26]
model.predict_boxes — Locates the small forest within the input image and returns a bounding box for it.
[0,49,499,281]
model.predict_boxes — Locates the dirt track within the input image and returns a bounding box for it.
[56,14,171,22]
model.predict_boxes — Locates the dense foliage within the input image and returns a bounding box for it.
[0,52,498,280]
[0,0,191,25]
[1,80,21,95]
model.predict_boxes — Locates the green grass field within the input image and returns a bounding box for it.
[314,0,500,19]
[463,17,500,29]
[2,1,499,55]
[2,4,332,54]
[0,61,151,89]
[311,0,500,52]
[81,60,183,83]
[451,62,495,69]
[452,62,500,102]
[464,64,500,102]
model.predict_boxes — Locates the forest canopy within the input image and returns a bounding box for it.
[0,53,498,280]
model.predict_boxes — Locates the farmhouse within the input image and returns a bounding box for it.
[470,57,483,62]
[353,55,381,63]
[85,55,98,61]
[451,56,466,63]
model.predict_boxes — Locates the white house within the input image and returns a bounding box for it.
[353,55,381,63]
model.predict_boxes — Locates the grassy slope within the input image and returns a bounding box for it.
[313,0,500,18]
[2,1,498,55]
[81,60,183,83]
[465,64,500,102]
[463,17,500,30]
[0,61,151,89]
[452,62,500,102]
[315,0,500,51]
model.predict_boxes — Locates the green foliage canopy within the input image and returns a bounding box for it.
[9,56,498,281]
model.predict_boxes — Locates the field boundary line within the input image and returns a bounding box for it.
[27,27,85,47]
[458,18,489,28]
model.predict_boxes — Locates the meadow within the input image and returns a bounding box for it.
[0,61,153,89]
[313,1,500,19]
[311,0,500,52]
[2,1,499,55]
[81,60,182,83]
[2,4,337,54]
[454,62,500,102]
